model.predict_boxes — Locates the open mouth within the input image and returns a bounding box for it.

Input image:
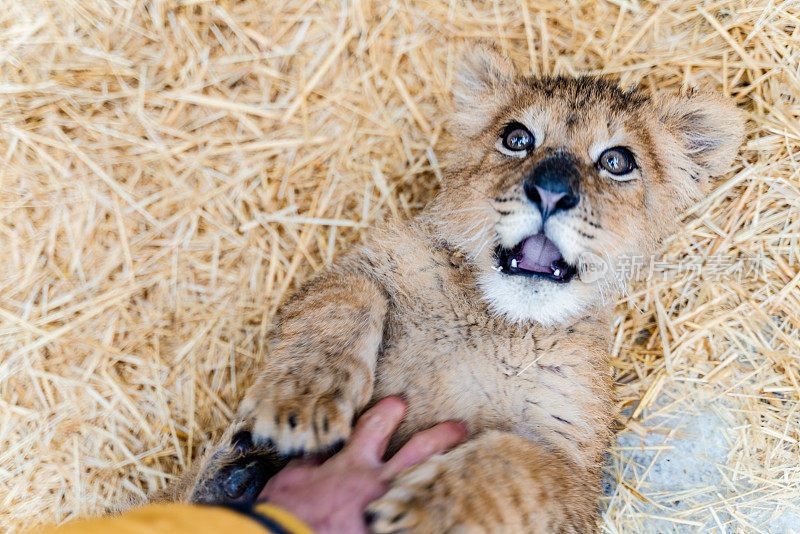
[496,234,577,284]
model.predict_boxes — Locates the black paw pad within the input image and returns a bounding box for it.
[222,460,260,500]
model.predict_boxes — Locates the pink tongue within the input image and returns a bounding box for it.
[518,234,562,272]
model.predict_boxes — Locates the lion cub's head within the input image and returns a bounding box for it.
[430,44,744,325]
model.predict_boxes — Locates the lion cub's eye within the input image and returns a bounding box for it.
[597,147,637,177]
[501,123,534,152]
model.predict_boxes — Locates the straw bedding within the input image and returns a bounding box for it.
[1,0,798,532]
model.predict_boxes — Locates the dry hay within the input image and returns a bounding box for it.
[1,0,798,532]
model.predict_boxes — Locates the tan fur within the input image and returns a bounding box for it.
[157,44,744,532]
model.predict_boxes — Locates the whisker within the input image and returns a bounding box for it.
[435,206,495,216]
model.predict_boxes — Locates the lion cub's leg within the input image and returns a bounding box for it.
[238,268,388,456]
[150,425,285,505]
[366,431,600,534]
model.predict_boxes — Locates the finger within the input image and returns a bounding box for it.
[382,421,468,479]
[336,396,406,465]
[256,455,325,502]
[285,452,328,468]
[278,455,323,471]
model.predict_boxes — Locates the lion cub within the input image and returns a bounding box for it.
[157,44,743,532]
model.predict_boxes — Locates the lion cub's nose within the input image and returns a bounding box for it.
[524,154,581,219]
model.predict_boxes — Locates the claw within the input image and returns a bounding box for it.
[231,430,253,455]
[364,510,377,526]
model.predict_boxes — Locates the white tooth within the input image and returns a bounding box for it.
[511,259,518,268]
[553,268,561,277]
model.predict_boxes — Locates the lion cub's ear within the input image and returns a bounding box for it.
[655,92,745,180]
[451,42,518,138]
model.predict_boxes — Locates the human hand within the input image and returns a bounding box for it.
[257,397,468,534]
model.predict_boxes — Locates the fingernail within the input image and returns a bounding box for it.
[451,421,470,437]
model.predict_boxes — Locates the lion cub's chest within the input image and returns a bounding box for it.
[372,302,588,450]
[364,246,605,457]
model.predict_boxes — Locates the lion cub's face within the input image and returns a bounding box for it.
[434,45,744,325]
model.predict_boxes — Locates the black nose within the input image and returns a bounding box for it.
[524,154,580,219]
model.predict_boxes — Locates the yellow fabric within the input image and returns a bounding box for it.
[254,504,314,534]
[31,503,312,534]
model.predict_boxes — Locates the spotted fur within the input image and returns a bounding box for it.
[157,43,744,533]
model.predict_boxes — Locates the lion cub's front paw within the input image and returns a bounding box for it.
[238,367,369,456]
[366,457,461,534]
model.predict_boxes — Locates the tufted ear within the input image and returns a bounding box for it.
[655,91,745,179]
[450,42,518,138]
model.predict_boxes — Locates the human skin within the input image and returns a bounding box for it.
[258,397,468,534]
